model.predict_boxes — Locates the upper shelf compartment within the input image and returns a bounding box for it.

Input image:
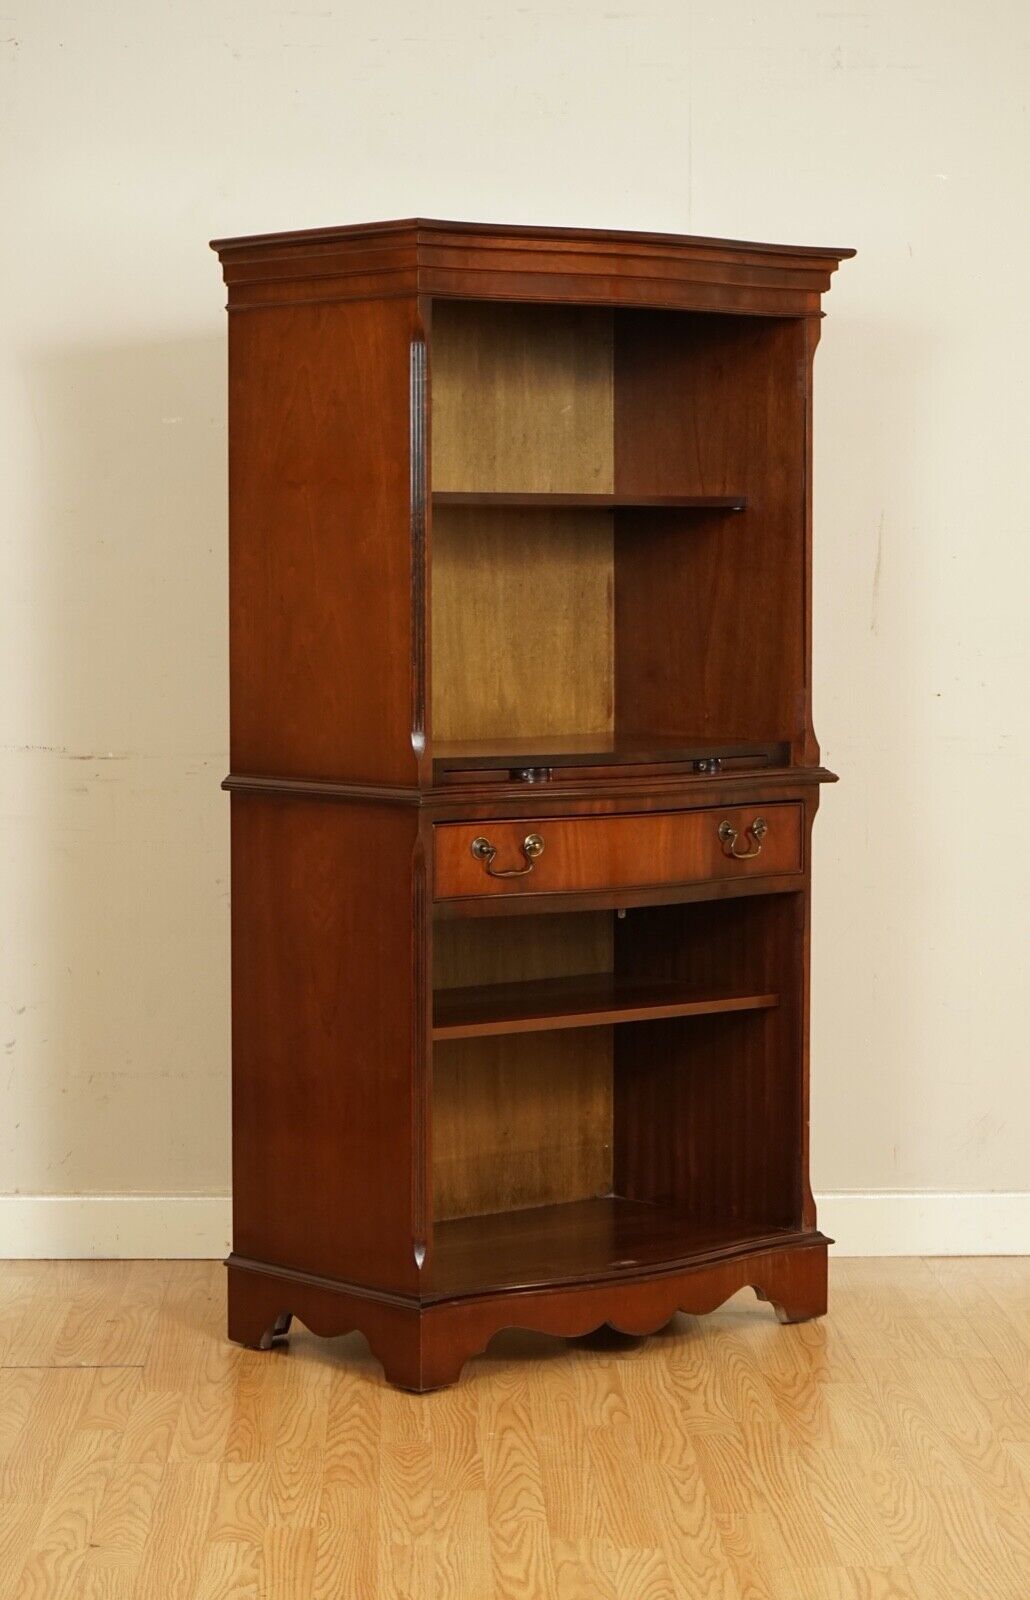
[432,491,747,511]
[429,298,812,768]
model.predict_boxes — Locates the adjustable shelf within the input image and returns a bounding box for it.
[433,973,779,1041]
[432,491,747,511]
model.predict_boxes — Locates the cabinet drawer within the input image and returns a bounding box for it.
[434,803,803,901]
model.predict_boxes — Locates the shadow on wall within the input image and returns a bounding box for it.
[5,334,232,1199]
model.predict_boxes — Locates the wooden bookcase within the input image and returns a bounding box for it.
[211,220,853,1390]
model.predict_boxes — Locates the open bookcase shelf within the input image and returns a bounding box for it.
[433,973,779,1041]
[216,218,851,1388]
[427,301,811,775]
[431,1197,796,1298]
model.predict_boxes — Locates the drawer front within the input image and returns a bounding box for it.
[434,803,803,901]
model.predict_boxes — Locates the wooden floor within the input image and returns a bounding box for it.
[0,1258,1027,1598]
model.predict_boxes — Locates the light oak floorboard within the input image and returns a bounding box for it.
[0,1259,1026,1598]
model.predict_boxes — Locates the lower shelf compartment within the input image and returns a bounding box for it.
[429,1195,795,1298]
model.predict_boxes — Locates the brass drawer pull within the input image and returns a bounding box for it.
[718,816,768,860]
[470,832,545,878]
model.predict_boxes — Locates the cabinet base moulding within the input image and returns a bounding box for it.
[226,1233,829,1392]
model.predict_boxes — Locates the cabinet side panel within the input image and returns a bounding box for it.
[228,296,420,784]
[230,795,422,1293]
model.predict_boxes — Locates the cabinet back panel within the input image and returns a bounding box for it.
[430,300,614,493]
[433,912,613,1220]
[434,910,613,989]
[431,507,613,743]
[433,1031,614,1221]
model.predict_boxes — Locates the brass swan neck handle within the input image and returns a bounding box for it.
[718,816,768,860]
[470,833,545,879]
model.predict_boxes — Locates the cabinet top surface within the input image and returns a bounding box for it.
[211,217,852,315]
[210,215,855,262]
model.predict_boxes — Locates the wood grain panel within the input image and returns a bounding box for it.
[228,294,419,784]
[230,794,422,1293]
[430,300,614,493]
[430,506,613,743]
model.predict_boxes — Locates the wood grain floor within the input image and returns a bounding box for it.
[0,1257,1027,1598]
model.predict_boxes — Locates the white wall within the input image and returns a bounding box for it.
[2,0,1027,1256]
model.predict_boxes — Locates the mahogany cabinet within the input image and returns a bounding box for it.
[210,219,853,1389]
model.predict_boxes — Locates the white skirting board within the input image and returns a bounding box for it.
[0,1192,1027,1260]
[0,1196,233,1260]
[815,1191,1030,1258]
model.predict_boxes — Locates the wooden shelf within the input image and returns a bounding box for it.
[429,1196,795,1297]
[433,973,779,1041]
[433,490,747,510]
[433,732,786,774]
